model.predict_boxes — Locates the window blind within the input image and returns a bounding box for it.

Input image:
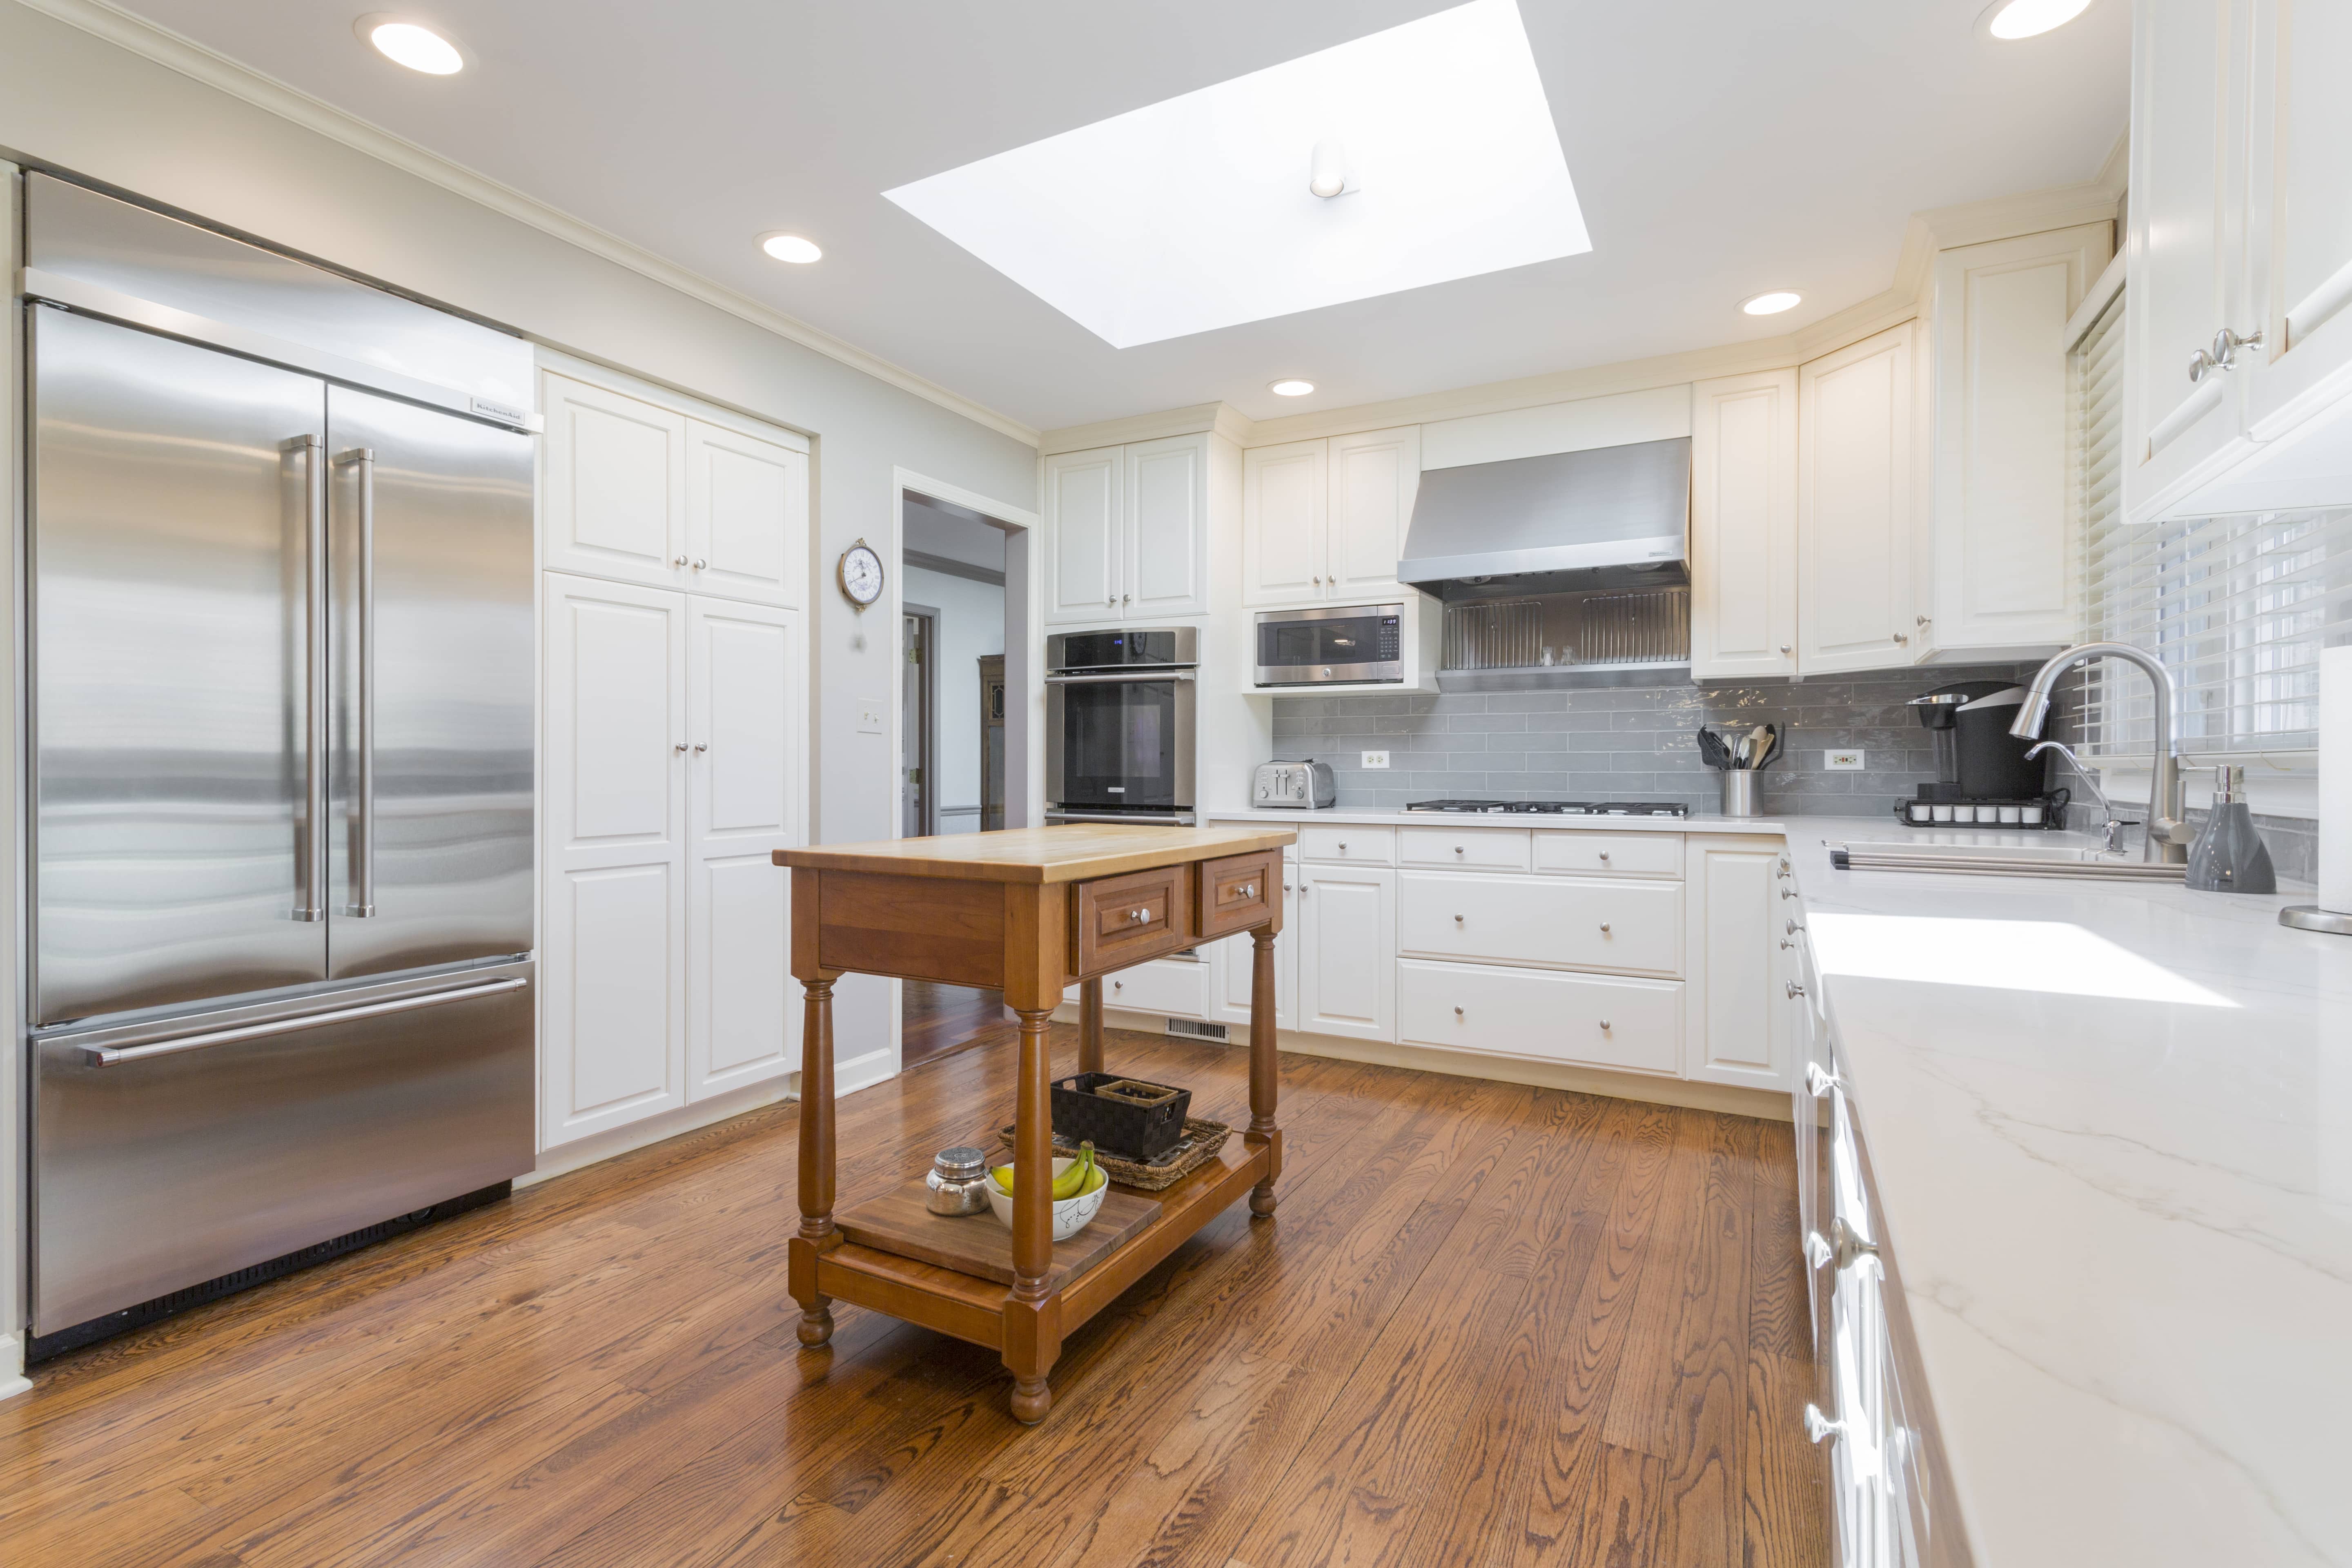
[2070,287,2352,758]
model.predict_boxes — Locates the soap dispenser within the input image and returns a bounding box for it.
[2185,765,2276,894]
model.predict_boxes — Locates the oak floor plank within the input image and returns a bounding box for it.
[1744,1349,1831,1568]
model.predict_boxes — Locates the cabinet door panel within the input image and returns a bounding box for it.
[542,374,686,588]
[551,863,683,1125]
[1045,448,1124,623]
[687,599,801,1100]
[1327,426,1419,597]
[1216,880,1296,1032]
[1241,440,1329,606]
[1798,325,1915,675]
[685,419,806,607]
[546,576,686,855]
[2245,0,2352,440]
[1690,370,1799,680]
[1297,866,1394,1041]
[1683,837,1788,1089]
[1126,433,1208,617]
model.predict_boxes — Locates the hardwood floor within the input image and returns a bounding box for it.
[0,1022,1828,1568]
[901,978,1013,1071]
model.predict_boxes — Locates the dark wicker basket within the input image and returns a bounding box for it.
[1050,1072,1192,1161]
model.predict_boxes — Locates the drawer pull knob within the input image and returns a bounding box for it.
[1129,908,1152,924]
[1237,883,1256,898]
[1597,849,1610,861]
[1454,1006,1464,1017]
[1785,981,1805,999]
[1781,886,1797,900]
[1786,920,1804,936]
[1454,845,1464,855]
[1598,921,1611,934]
[1802,1404,1844,1446]
[1804,1062,1842,1098]
[1113,980,1123,991]
[1338,842,1346,851]
[1831,1216,1880,1273]
[1453,914,1464,924]
[1597,1018,1612,1030]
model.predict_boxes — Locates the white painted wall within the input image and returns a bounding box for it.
[0,6,1039,1364]
[903,565,1005,835]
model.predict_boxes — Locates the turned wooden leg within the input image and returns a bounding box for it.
[1001,1006,1063,1421]
[1247,926,1282,1218]
[1078,977,1104,1077]
[790,972,841,1346]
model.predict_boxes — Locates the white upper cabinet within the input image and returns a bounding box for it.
[1690,370,1799,681]
[542,370,809,606]
[1043,436,1207,624]
[2122,0,2247,523]
[685,419,807,607]
[1242,428,1417,607]
[1922,225,2110,659]
[2243,0,2352,441]
[1241,439,1327,605]
[1798,323,1918,675]
[1125,433,1210,619]
[543,373,687,588]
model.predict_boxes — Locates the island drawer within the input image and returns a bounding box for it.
[1195,850,1280,939]
[1070,864,1195,976]
[1396,871,1682,976]
[1399,960,1680,1075]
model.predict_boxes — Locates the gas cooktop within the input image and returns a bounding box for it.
[1405,799,1690,818]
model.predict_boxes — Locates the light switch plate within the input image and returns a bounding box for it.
[856,698,886,735]
[1825,749,1865,771]
[1361,750,1391,769]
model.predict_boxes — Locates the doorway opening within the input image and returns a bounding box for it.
[901,605,937,837]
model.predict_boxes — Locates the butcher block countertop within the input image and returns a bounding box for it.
[774,823,1296,883]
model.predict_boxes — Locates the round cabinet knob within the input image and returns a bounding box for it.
[1831,1215,1881,1273]
[693,742,708,753]
[1786,920,1803,936]
[1454,845,1465,855]
[1453,913,1464,924]
[1780,643,1792,655]
[673,741,688,753]
[1113,980,1123,991]
[1781,886,1797,900]
[1454,1006,1464,1017]
[1892,630,1910,645]
[1238,883,1255,898]
[672,554,689,567]
[1780,938,1796,950]
[1786,981,1806,999]
[1597,850,1610,862]
[1597,1018,1613,1031]
[692,557,708,570]
[1804,1062,1842,1098]
[1802,1404,1845,1447]
[1598,921,1612,934]
[1337,842,1346,851]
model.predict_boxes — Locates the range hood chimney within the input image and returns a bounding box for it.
[1397,437,1690,601]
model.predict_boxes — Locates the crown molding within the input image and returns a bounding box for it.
[13,0,1042,447]
[1038,401,1254,455]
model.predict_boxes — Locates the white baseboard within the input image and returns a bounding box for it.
[834,1045,898,1096]
[0,1332,31,1402]
[520,1076,796,1188]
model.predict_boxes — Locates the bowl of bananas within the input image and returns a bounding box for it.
[985,1143,1107,1242]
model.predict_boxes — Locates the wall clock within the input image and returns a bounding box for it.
[837,538,885,608]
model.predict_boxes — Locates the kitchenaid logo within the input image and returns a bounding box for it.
[469,396,530,424]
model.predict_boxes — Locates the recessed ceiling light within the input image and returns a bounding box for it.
[759,233,824,265]
[355,16,463,75]
[883,0,1589,347]
[1740,290,1804,316]
[1977,0,2095,40]
[1270,379,1316,397]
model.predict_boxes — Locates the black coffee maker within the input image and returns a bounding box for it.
[1898,681,2059,826]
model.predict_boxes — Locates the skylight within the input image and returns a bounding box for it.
[882,0,1590,348]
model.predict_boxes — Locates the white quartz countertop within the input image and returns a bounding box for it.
[1200,805,1795,833]
[1775,818,2348,1568]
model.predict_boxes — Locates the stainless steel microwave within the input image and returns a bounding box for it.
[1253,604,1405,686]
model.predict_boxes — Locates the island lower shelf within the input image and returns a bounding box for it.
[812,1138,1272,1352]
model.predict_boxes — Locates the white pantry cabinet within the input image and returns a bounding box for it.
[1296,863,1396,1042]
[542,370,808,608]
[1042,434,1209,624]
[1690,369,1800,680]
[1241,427,1419,607]
[1798,324,1918,676]
[1919,225,2110,660]
[541,573,804,1148]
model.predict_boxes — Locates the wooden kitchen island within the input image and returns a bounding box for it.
[774,823,1295,1422]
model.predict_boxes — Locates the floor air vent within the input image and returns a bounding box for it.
[1166,1018,1229,1041]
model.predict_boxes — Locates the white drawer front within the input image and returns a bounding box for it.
[1398,871,1682,976]
[1296,824,1396,865]
[1532,829,1683,879]
[1095,956,1212,1020]
[1399,825,1532,871]
[1399,960,1680,1075]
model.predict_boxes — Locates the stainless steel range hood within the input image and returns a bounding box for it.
[1397,437,1690,601]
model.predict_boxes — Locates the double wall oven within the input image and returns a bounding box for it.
[1045,628,1197,825]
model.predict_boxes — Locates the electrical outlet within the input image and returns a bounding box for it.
[1361,750,1391,770]
[855,698,885,735]
[1825,749,1865,771]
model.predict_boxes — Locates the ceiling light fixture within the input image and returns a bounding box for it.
[1270,379,1316,397]
[1740,290,1804,316]
[759,233,824,265]
[1977,0,2096,40]
[355,16,464,75]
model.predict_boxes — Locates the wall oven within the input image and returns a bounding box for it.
[1046,627,1197,825]
[1254,603,1404,686]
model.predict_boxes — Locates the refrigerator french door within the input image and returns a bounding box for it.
[24,182,536,1350]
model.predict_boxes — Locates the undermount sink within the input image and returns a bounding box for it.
[1830,838,2187,881]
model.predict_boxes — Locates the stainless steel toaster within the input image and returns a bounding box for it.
[1252,759,1336,809]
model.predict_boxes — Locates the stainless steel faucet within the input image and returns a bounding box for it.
[2024,740,2131,854]
[2009,642,2188,864]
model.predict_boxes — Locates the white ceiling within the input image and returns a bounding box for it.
[114,0,2129,435]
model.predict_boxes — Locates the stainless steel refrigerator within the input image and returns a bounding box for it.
[21,174,537,1354]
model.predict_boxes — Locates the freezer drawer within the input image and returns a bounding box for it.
[31,963,534,1336]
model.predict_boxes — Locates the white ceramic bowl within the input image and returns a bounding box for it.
[986,1156,1107,1242]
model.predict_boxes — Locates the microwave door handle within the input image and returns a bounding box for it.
[334,447,376,917]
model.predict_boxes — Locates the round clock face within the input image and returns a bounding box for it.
[838,541,885,607]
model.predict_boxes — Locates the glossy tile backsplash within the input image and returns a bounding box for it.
[1267,664,2041,820]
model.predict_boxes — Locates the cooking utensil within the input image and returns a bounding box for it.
[1697,727,1729,770]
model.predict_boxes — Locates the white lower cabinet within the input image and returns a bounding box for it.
[1216,872,1297,1032]
[1099,953,1213,1020]
[541,572,802,1149]
[1397,870,1682,976]
[1296,864,1396,1041]
[1399,960,1679,1075]
[1684,836,1791,1089]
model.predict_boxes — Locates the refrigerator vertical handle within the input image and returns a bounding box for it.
[283,435,328,923]
[334,447,377,918]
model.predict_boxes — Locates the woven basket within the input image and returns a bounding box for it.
[995,1117,1231,1192]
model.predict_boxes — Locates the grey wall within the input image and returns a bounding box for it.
[1271,664,2042,819]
